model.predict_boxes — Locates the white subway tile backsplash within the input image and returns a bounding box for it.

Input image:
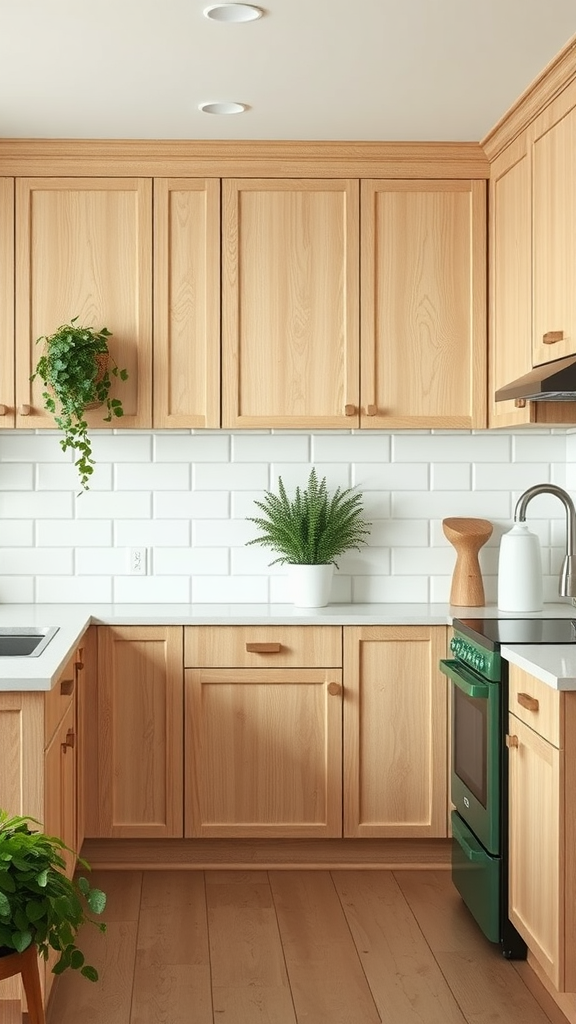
[115,463,190,491]
[114,520,190,546]
[513,434,567,462]
[37,519,113,547]
[192,575,269,603]
[0,492,73,519]
[194,463,269,491]
[75,548,127,575]
[0,548,73,574]
[75,492,152,519]
[195,519,255,547]
[431,463,471,490]
[473,463,550,490]
[36,576,113,603]
[0,427,570,604]
[154,433,230,462]
[356,463,429,490]
[312,434,390,463]
[113,575,191,603]
[154,491,229,519]
[393,433,512,462]
[0,464,34,489]
[36,463,113,491]
[154,547,229,575]
[232,433,310,463]
[89,434,153,462]
[0,520,34,546]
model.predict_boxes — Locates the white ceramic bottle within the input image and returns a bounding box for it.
[497,522,543,612]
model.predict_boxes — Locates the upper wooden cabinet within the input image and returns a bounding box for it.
[14,177,153,428]
[0,179,14,427]
[153,178,221,427]
[361,180,486,429]
[532,82,576,366]
[221,178,360,428]
[488,134,533,429]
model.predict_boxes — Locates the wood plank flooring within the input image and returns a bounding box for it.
[47,869,556,1024]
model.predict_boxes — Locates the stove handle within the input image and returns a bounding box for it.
[451,813,486,863]
[439,659,490,699]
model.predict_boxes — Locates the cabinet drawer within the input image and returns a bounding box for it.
[508,663,562,748]
[44,651,78,748]
[184,626,342,668]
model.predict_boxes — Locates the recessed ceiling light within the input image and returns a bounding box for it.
[204,4,263,22]
[199,101,248,115]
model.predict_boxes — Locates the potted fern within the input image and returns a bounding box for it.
[246,468,371,606]
[31,318,128,491]
[0,812,106,982]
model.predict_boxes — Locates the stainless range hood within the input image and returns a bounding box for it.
[495,354,576,402]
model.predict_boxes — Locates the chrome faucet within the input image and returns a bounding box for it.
[514,483,576,599]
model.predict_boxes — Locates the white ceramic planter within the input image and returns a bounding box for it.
[287,564,334,608]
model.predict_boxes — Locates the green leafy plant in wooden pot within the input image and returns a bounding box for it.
[0,812,106,982]
[246,467,371,606]
[31,318,128,491]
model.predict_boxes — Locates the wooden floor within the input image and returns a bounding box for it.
[47,869,557,1024]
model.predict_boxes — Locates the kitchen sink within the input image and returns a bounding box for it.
[0,626,59,657]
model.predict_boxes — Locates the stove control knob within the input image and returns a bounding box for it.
[450,637,461,655]
[476,653,486,673]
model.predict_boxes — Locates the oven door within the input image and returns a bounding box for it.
[440,658,500,855]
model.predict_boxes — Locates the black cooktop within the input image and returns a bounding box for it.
[454,617,576,649]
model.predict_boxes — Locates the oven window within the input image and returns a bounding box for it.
[453,685,487,807]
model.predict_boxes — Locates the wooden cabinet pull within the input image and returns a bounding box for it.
[245,642,282,654]
[506,734,519,748]
[17,404,31,416]
[327,681,342,696]
[60,678,74,696]
[517,692,539,712]
[514,398,527,409]
[344,404,356,416]
[0,405,6,416]
[61,729,75,753]
[366,405,377,416]
[543,330,564,345]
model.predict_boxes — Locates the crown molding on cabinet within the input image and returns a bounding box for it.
[0,139,489,179]
[482,32,576,161]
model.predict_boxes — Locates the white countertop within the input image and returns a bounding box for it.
[1,601,576,691]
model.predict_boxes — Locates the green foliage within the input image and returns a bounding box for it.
[246,468,371,567]
[31,318,128,491]
[0,811,106,982]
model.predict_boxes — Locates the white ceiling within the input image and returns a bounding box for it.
[2,0,576,142]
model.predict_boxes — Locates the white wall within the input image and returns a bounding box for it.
[0,428,570,604]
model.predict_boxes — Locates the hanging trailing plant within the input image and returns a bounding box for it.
[31,317,128,491]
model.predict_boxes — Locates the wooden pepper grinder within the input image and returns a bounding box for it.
[442,517,493,607]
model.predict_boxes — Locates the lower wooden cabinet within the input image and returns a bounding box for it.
[343,626,448,838]
[84,625,184,839]
[184,625,343,838]
[0,639,86,1015]
[507,665,576,992]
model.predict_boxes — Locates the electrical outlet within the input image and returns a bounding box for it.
[128,547,147,576]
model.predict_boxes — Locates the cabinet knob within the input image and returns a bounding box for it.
[327,681,342,696]
[543,331,564,345]
[366,405,378,417]
[60,678,74,696]
[0,405,7,416]
[506,734,519,748]
[17,404,31,416]
[61,729,75,753]
[245,642,282,654]
[514,398,527,409]
[517,692,539,712]
[344,404,356,417]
